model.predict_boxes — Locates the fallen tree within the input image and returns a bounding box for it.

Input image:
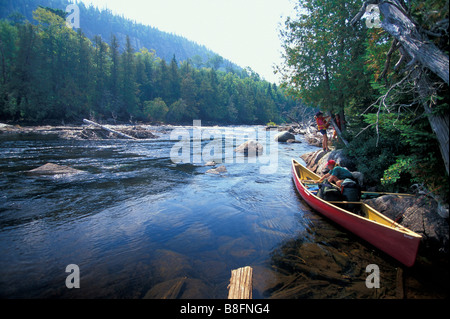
[351,0,448,85]
[83,119,137,140]
[351,0,449,175]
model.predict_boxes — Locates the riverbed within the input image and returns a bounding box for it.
[0,125,447,298]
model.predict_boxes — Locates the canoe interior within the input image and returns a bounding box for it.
[292,160,421,237]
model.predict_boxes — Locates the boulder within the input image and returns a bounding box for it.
[277,125,293,132]
[304,135,323,147]
[206,165,227,174]
[327,149,357,172]
[234,140,263,156]
[27,163,85,176]
[301,149,357,175]
[149,249,193,281]
[274,131,295,142]
[364,195,449,255]
[286,139,301,144]
[300,150,328,174]
[275,131,294,142]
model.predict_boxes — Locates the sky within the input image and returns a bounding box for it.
[78,0,297,83]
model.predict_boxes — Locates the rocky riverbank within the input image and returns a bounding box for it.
[0,122,158,140]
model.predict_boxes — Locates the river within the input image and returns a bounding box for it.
[0,125,446,298]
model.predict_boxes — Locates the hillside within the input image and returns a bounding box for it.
[0,3,298,124]
[0,0,240,71]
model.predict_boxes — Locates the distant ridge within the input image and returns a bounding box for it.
[0,0,241,71]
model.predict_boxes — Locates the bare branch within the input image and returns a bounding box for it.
[380,39,400,80]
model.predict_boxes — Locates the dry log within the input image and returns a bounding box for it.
[227,266,253,299]
[83,119,136,140]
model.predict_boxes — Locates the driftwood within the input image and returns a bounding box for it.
[83,119,136,140]
[227,266,253,299]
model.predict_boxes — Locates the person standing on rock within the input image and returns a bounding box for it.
[315,112,330,152]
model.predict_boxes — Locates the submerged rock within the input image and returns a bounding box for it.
[206,165,227,174]
[27,163,85,176]
[143,277,212,299]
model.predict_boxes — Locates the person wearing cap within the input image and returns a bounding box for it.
[315,111,330,152]
[318,159,354,187]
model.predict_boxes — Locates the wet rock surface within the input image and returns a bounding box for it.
[27,163,85,176]
[364,195,449,255]
[274,131,295,142]
[234,140,264,156]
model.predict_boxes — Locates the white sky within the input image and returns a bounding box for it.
[78,0,296,83]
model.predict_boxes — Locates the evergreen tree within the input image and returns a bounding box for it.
[168,55,180,105]
[120,35,139,120]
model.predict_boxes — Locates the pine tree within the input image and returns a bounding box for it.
[120,35,138,120]
[168,55,180,105]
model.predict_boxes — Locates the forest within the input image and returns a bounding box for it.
[278,0,449,198]
[0,0,240,69]
[0,4,297,125]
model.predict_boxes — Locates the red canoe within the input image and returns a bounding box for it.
[292,159,421,267]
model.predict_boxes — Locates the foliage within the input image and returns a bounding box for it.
[279,0,449,200]
[381,156,413,186]
[277,0,375,117]
[0,0,241,71]
[144,98,168,122]
[0,7,296,124]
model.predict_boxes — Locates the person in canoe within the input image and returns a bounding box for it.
[315,111,331,152]
[317,160,354,187]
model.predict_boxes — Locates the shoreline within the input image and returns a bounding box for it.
[0,122,161,140]
[0,121,321,141]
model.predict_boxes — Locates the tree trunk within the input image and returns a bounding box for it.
[424,107,449,175]
[379,0,450,174]
[351,0,449,174]
[378,1,448,85]
[352,0,449,85]
[327,111,349,147]
[416,75,449,175]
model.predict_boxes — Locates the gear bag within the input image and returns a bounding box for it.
[340,178,361,211]
[318,183,343,201]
